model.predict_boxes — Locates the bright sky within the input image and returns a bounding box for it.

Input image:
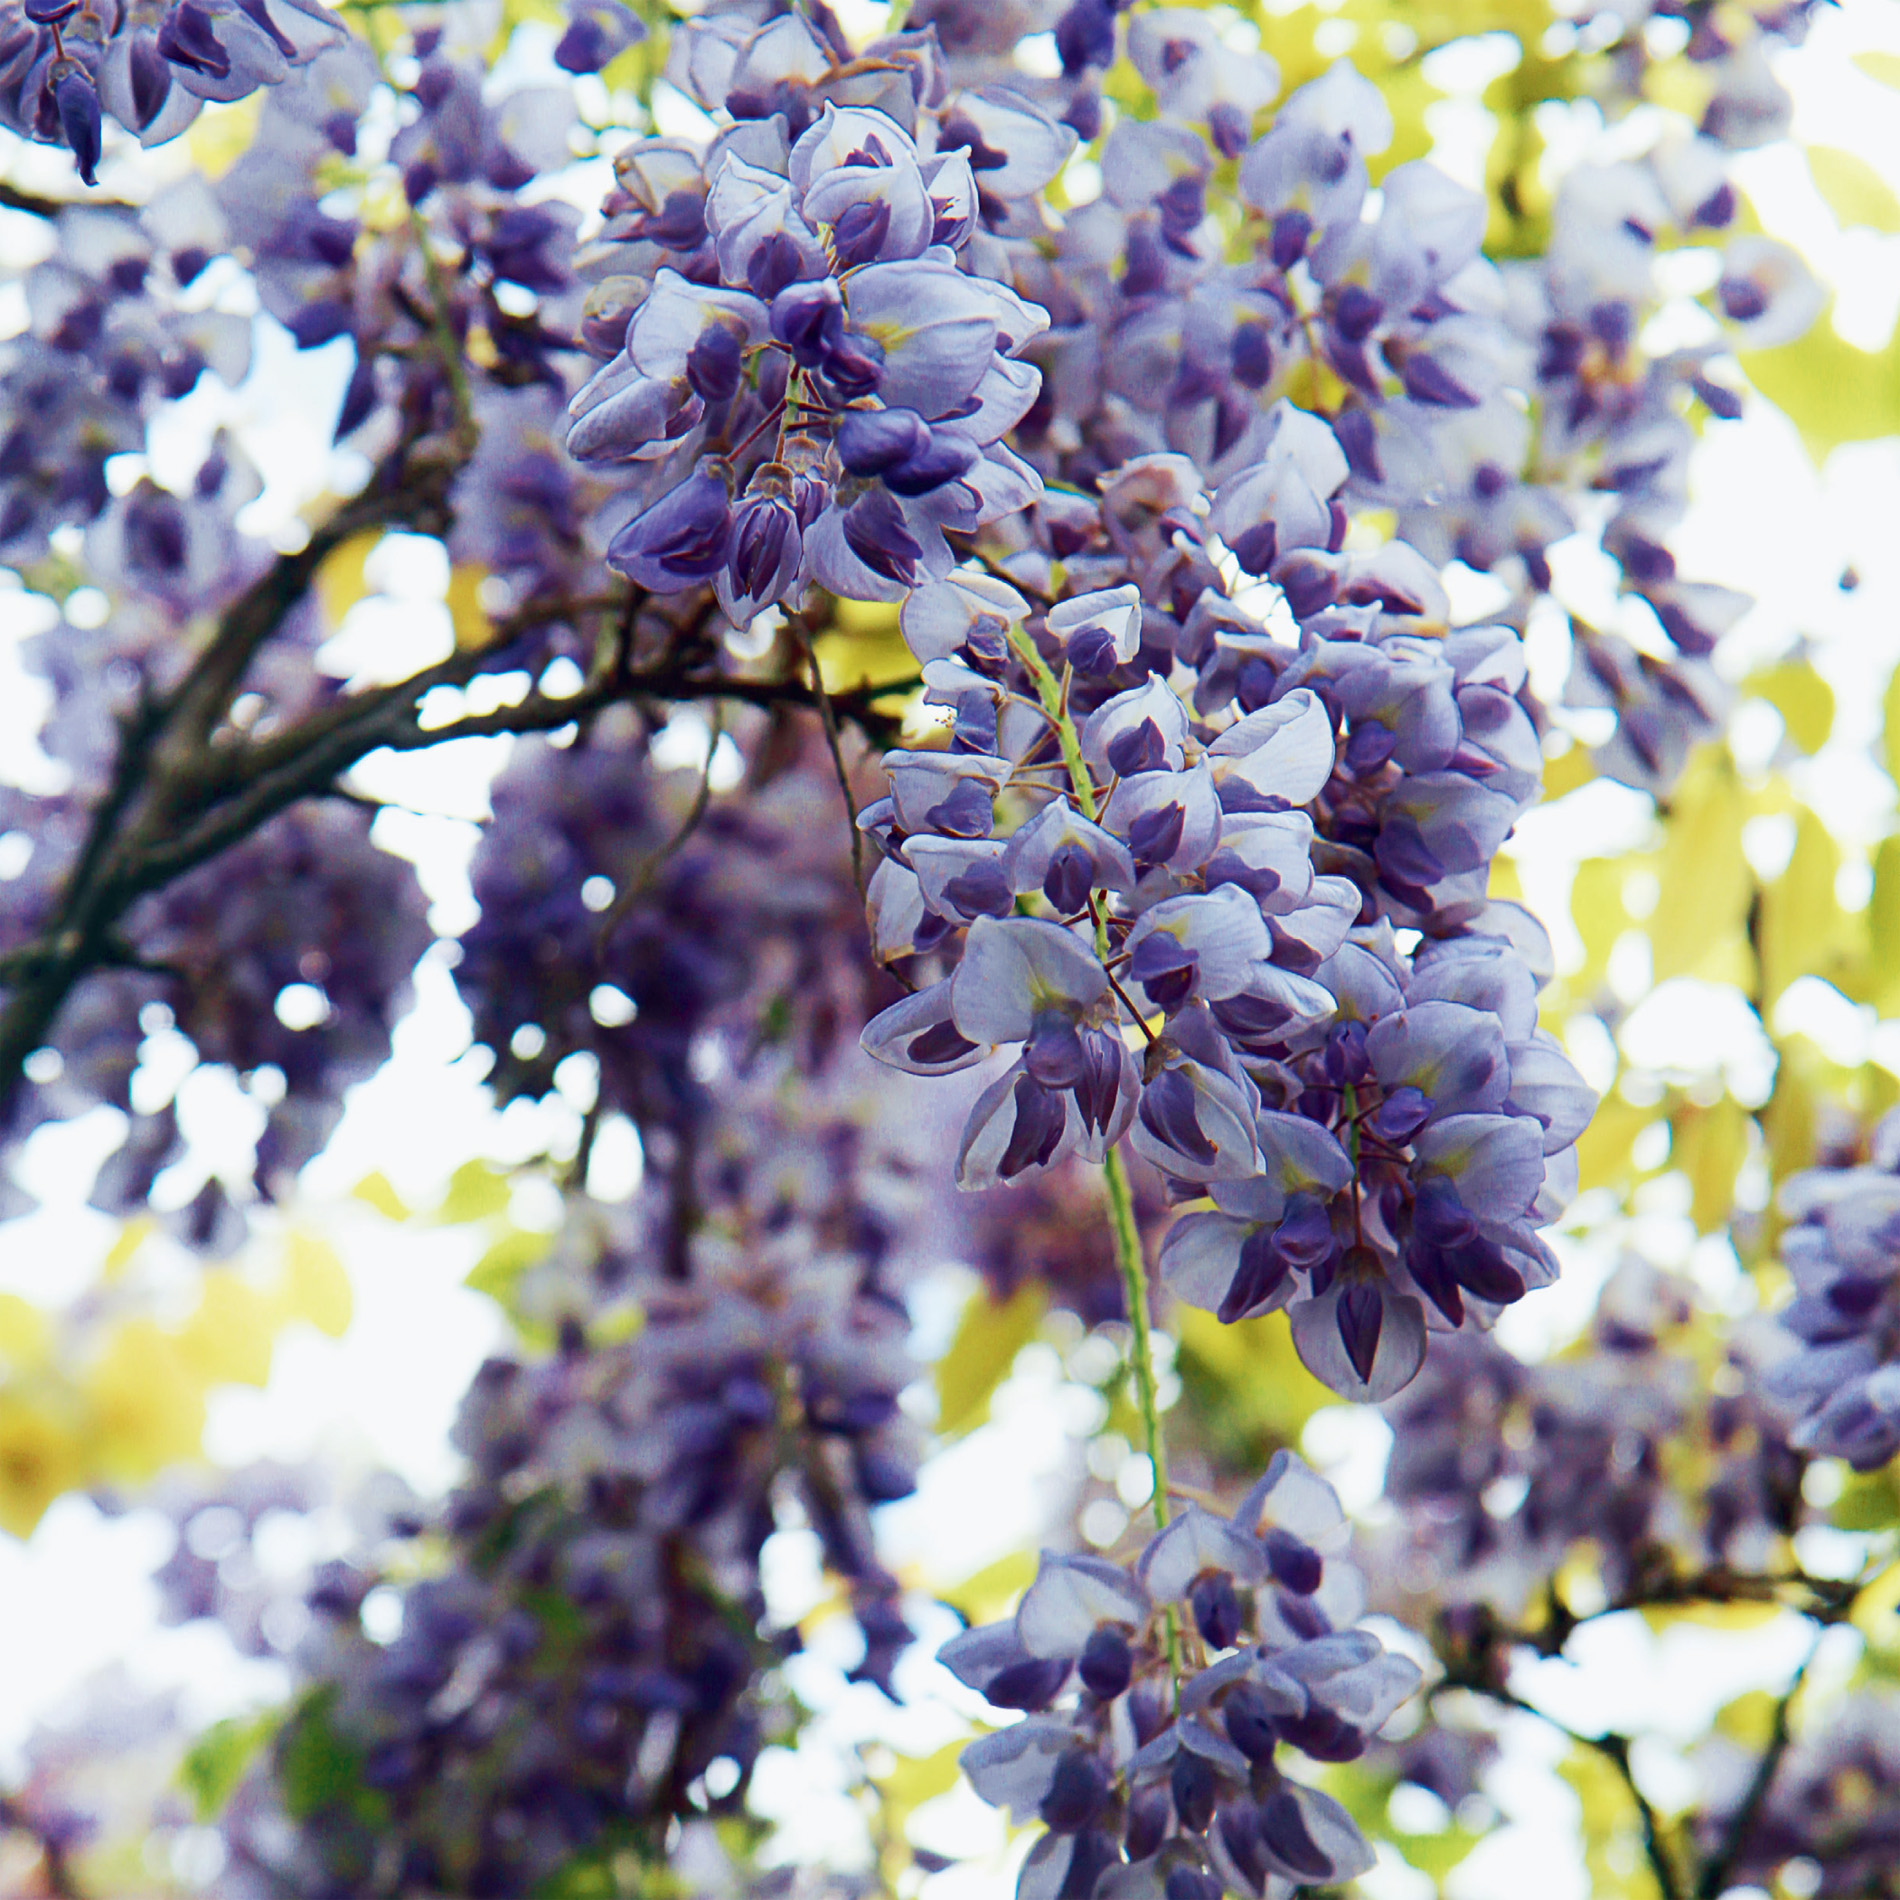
[4,1,1900,1894]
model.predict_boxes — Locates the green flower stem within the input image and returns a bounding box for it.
[1005,620,1172,1535]
[1105,1144,1170,1534]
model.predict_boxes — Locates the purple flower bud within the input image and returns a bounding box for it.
[831,197,893,269]
[1257,1789,1331,1878]
[1078,1624,1132,1700]
[1336,1281,1384,1385]
[1323,1020,1370,1085]
[1275,1704,1366,1762]
[286,296,355,351]
[1398,351,1480,408]
[1024,1015,1087,1089]
[1232,321,1274,390]
[940,857,1012,918]
[723,490,801,613]
[1130,934,1199,1012]
[1223,1681,1279,1761]
[819,327,885,400]
[554,15,607,71]
[747,231,805,301]
[1105,718,1168,777]
[1271,207,1313,269]
[1055,0,1115,76]
[923,776,994,837]
[1262,1527,1323,1595]
[1040,1748,1111,1833]
[335,357,378,440]
[1043,842,1094,917]
[1165,1870,1223,1900]
[1219,1225,1293,1324]
[1000,1074,1068,1178]
[127,33,172,129]
[884,429,979,497]
[156,1,230,76]
[771,280,844,366]
[1718,275,1768,322]
[1368,1085,1432,1142]
[1125,1786,1170,1862]
[986,1655,1072,1709]
[55,70,102,187]
[837,407,932,477]
[1227,520,1279,577]
[1333,284,1382,343]
[606,471,732,591]
[1075,1029,1127,1139]
[905,1020,980,1067]
[1126,801,1185,868]
[1138,1069,1218,1167]
[840,489,923,586]
[685,323,744,404]
[1170,1744,1217,1832]
[1209,102,1252,159]
[1189,1570,1243,1649]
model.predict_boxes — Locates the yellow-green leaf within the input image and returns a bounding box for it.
[1742,318,1900,463]
[1853,50,1900,90]
[1884,661,1900,790]
[1860,838,1900,1013]
[937,1548,1036,1625]
[466,1227,553,1308]
[1671,1094,1747,1233]
[1650,752,1749,981]
[1173,1303,1333,1460]
[1745,659,1834,754]
[446,563,496,651]
[315,529,385,630]
[175,1272,278,1389]
[1757,811,1851,1005]
[352,1171,408,1220]
[282,1233,353,1339]
[1807,144,1900,232]
[934,1281,1046,1439]
[182,1712,279,1821]
[439,1159,513,1225]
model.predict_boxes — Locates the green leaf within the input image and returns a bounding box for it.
[278,1689,371,1820]
[1854,50,1900,89]
[1808,144,1900,232]
[1742,317,1900,463]
[934,1281,1046,1438]
[180,1712,278,1821]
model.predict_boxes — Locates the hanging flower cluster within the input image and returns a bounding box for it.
[941,1454,1421,1899]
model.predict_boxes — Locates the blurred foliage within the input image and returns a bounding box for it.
[0,1225,351,1538]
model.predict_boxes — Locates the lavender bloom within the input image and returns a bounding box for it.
[943,1462,1419,1898]
[0,0,341,174]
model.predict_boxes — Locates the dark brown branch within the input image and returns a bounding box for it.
[1431,1672,1685,1900]
[0,527,913,1115]
[1693,1627,1824,1900]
